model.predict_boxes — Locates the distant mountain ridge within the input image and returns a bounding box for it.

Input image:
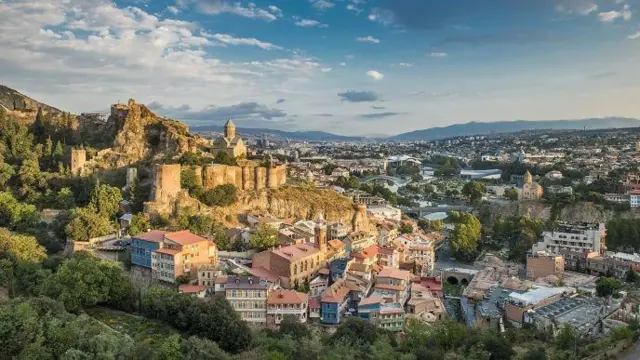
[189,124,366,142]
[388,118,640,141]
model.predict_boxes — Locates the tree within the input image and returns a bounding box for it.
[0,228,47,263]
[504,188,518,201]
[554,324,577,352]
[128,214,150,236]
[65,207,112,241]
[182,336,231,360]
[32,108,47,144]
[42,255,134,313]
[0,191,39,230]
[89,183,123,218]
[418,219,444,232]
[0,161,14,188]
[181,167,201,193]
[249,224,279,251]
[55,187,75,209]
[279,315,310,340]
[519,346,547,360]
[626,267,639,284]
[200,185,238,207]
[462,181,487,203]
[449,213,482,262]
[329,317,379,346]
[595,277,623,297]
[399,223,414,234]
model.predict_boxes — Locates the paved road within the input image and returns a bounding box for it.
[435,240,477,272]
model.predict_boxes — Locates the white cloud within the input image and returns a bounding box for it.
[340,62,347,66]
[268,5,283,17]
[294,18,327,28]
[197,1,277,21]
[598,5,632,22]
[395,63,413,67]
[0,0,323,121]
[166,5,180,14]
[356,36,380,43]
[556,1,598,15]
[346,4,362,14]
[428,52,448,57]
[309,0,335,10]
[368,8,394,26]
[628,31,640,39]
[208,33,282,50]
[366,70,384,81]
[321,67,332,72]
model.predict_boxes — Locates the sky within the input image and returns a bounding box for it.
[1,0,640,136]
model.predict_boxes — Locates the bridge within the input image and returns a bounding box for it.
[442,268,478,286]
[402,205,473,218]
[360,175,411,186]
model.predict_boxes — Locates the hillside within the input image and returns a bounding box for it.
[389,118,640,141]
[0,85,60,116]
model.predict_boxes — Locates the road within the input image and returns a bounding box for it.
[435,240,477,271]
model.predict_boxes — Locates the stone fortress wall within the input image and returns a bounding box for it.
[151,162,287,203]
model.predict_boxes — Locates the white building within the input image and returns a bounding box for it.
[531,222,606,255]
[367,204,402,221]
[545,170,564,180]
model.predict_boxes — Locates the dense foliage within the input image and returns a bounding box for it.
[200,184,238,207]
[462,181,487,203]
[249,223,279,251]
[605,218,640,252]
[448,211,482,262]
[492,215,547,263]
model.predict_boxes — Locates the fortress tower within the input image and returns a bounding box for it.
[70,149,87,176]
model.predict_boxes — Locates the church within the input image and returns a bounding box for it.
[214,120,247,158]
[521,170,544,200]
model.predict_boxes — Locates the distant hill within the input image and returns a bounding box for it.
[388,118,640,141]
[189,124,365,142]
[0,85,61,115]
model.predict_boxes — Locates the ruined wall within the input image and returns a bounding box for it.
[352,203,372,233]
[70,149,87,176]
[150,164,181,202]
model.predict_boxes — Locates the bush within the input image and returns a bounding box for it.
[199,185,238,207]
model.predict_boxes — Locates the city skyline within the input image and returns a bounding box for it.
[1,0,640,135]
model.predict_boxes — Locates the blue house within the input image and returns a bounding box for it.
[130,230,167,268]
[329,258,351,283]
[320,278,351,325]
[357,296,384,321]
[358,295,405,332]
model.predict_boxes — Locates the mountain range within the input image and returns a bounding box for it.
[2,84,639,141]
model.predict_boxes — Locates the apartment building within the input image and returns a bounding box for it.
[198,264,218,287]
[373,267,413,306]
[150,230,217,283]
[526,251,565,279]
[266,289,309,327]
[531,222,606,255]
[225,276,270,326]
[407,242,435,276]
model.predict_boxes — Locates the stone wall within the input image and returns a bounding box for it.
[70,149,87,176]
[200,164,286,191]
[150,164,181,202]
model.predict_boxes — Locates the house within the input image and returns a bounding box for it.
[331,167,350,178]
[309,297,321,320]
[351,245,381,271]
[526,251,564,279]
[405,283,446,324]
[252,242,326,288]
[131,230,167,270]
[379,246,400,269]
[330,258,352,282]
[344,232,377,254]
[309,275,328,297]
[329,222,350,240]
[377,223,399,247]
[373,267,413,305]
[151,230,218,284]
[367,205,402,221]
[119,213,133,231]
[225,276,270,325]
[198,264,218,287]
[326,239,347,261]
[247,213,283,229]
[266,289,309,327]
[178,284,207,298]
[214,275,227,296]
[407,241,435,276]
[321,278,352,324]
[357,296,405,332]
[279,227,314,245]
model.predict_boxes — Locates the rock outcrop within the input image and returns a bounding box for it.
[108,99,207,164]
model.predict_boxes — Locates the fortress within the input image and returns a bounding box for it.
[150,162,287,203]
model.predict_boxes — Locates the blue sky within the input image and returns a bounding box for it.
[1,0,640,136]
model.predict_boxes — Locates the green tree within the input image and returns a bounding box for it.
[65,207,112,241]
[449,213,482,262]
[279,315,310,340]
[0,191,39,230]
[199,184,238,207]
[399,223,414,234]
[249,224,279,251]
[181,167,201,193]
[626,267,639,283]
[182,336,231,360]
[518,346,547,360]
[55,187,75,209]
[595,277,623,297]
[89,183,123,218]
[0,228,47,263]
[554,324,577,352]
[128,214,150,236]
[0,161,14,188]
[504,188,519,201]
[462,181,487,203]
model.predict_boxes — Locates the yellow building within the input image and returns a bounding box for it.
[215,119,247,158]
[521,170,543,200]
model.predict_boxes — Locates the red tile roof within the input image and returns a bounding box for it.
[352,245,380,260]
[272,243,320,262]
[321,278,350,303]
[267,289,309,305]
[155,248,180,255]
[309,297,321,309]
[179,284,207,294]
[135,230,168,243]
[359,296,384,306]
[165,230,209,246]
[378,267,412,281]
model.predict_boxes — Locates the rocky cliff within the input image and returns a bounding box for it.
[478,200,636,225]
[108,99,207,164]
[0,85,61,123]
